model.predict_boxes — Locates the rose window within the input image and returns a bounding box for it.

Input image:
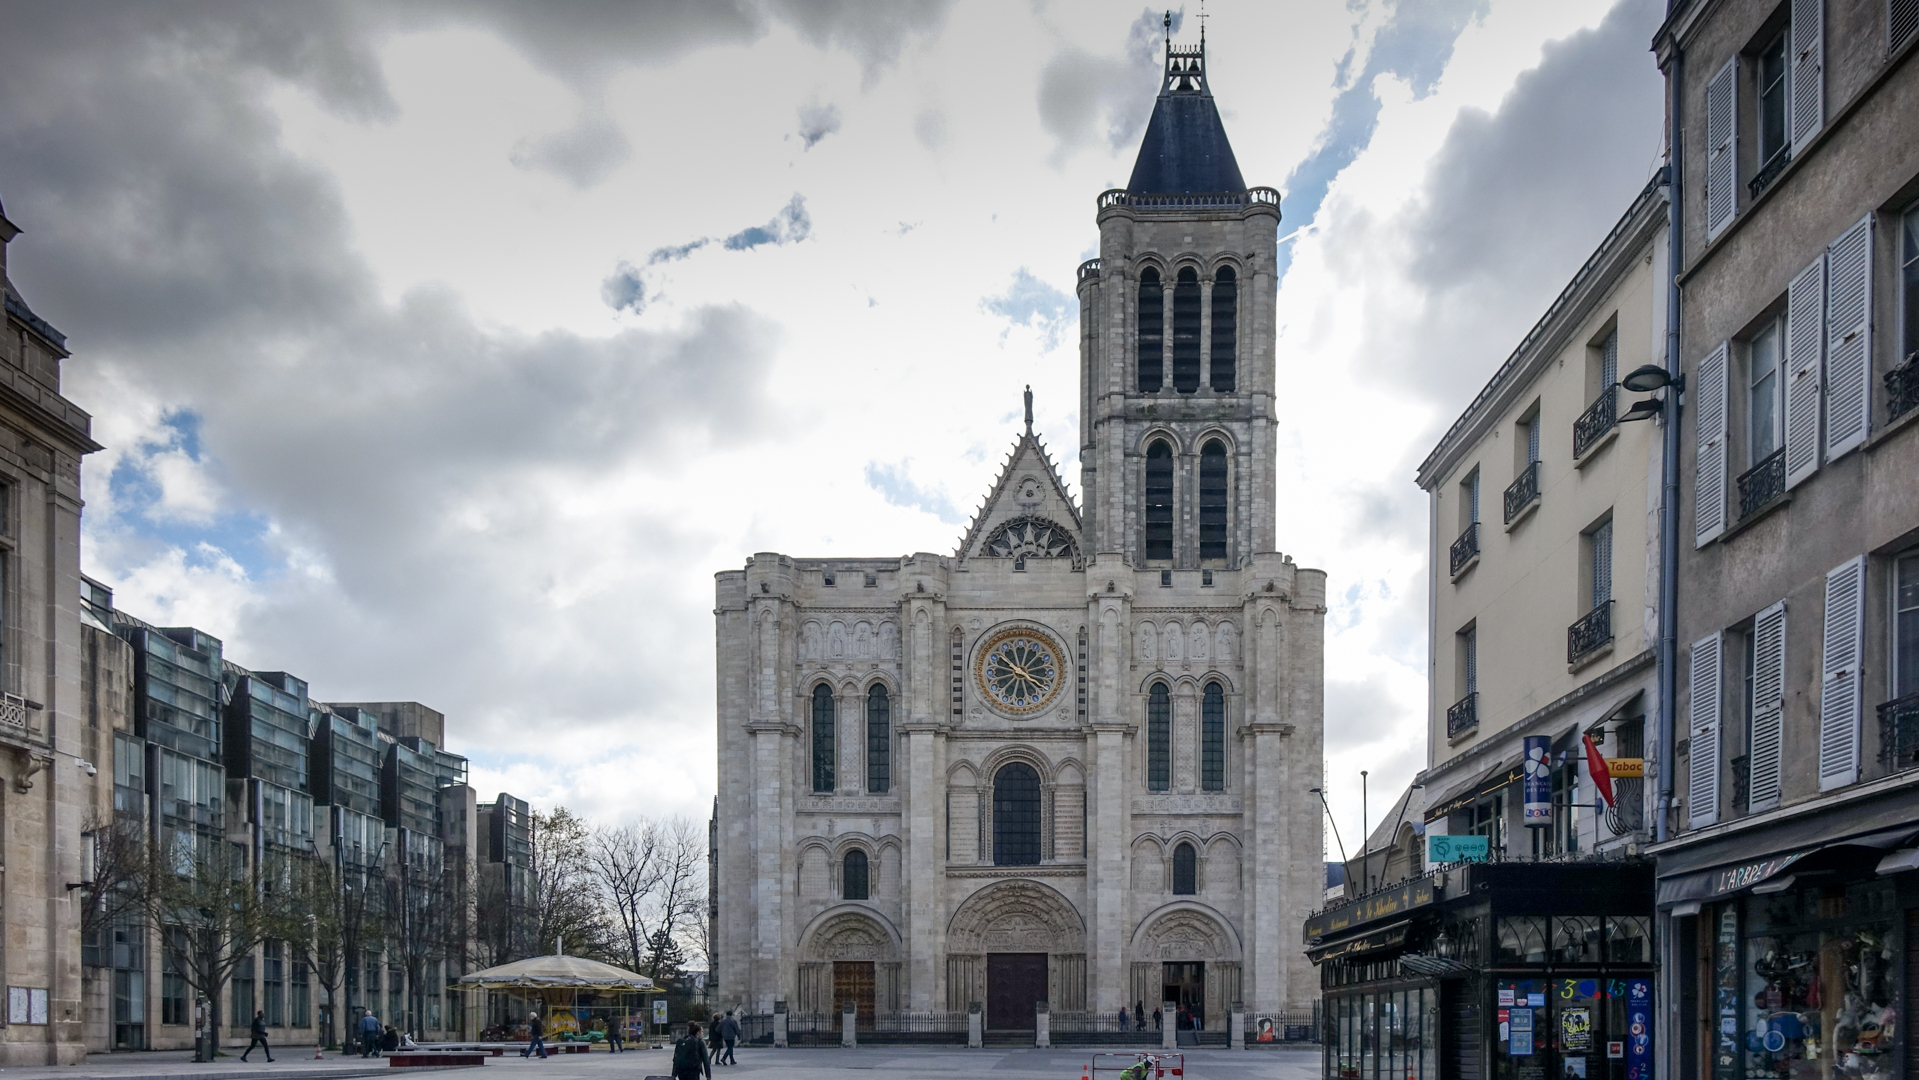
[975,629,1065,715]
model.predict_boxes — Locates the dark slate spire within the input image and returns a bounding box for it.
[1125,36,1246,195]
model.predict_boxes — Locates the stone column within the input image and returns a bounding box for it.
[900,582,947,1012]
[1198,278,1214,390]
[773,1002,788,1048]
[1085,570,1133,1011]
[1034,1000,1050,1048]
[841,1001,857,1047]
[1242,577,1293,1015]
[968,1003,982,1048]
[1173,682,1198,793]
[1162,1001,1178,1050]
[1230,1002,1245,1050]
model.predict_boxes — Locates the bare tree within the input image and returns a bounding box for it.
[643,818,707,980]
[591,821,662,972]
[389,845,453,1037]
[79,813,150,964]
[529,807,611,958]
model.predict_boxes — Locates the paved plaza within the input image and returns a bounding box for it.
[0,1046,1321,1080]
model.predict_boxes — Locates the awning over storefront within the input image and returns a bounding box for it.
[1424,755,1518,823]
[1655,823,1919,908]
[1307,921,1411,964]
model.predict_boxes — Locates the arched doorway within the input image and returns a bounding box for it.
[945,881,1086,1028]
[1130,904,1243,1032]
[797,909,901,1025]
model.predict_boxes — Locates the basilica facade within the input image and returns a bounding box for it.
[712,41,1325,1029]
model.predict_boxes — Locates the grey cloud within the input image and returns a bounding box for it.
[981,268,1074,351]
[601,261,646,314]
[1036,8,1177,159]
[0,3,783,751]
[766,0,955,84]
[913,108,947,150]
[1365,0,1664,405]
[649,239,710,264]
[797,101,843,150]
[1324,676,1408,749]
[723,194,811,250]
[509,109,632,188]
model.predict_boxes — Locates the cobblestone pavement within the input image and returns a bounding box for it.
[2,1046,1321,1080]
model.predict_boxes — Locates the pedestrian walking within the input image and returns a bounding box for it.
[606,1017,624,1053]
[718,1010,739,1065]
[1153,1007,1162,1031]
[1135,1000,1146,1030]
[241,1010,273,1062]
[1119,1005,1129,1031]
[358,1010,382,1058]
[673,1021,713,1080]
[523,1011,547,1059]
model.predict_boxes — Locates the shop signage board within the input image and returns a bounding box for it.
[1522,736,1552,825]
[1625,979,1653,1080]
[652,1000,668,1025]
[1607,758,1645,777]
[1301,877,1437,941]
[1427,833,1490,863]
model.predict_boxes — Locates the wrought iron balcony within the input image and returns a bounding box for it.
[1567,600,1613,665]
[1447,693,1478,740]
[1748,148,1791,199]
[1504,461,1539,524]
[1573,387,1617,459]
[1887,352,1919,423]
[1737,447,1786,522]
[0,693,25,731]
[1449,523,1480,577]
[1879,692,1919,773]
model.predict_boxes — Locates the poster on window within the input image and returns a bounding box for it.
[1510,1006,1535,1056]
[1562,1006,1593,1052]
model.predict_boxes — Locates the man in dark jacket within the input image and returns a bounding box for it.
[241,1010,273,1062]
[674,1021,712,1080]
[717,1012,740,1065]
[357,1010,382,1058]
[523,1011,547,1059]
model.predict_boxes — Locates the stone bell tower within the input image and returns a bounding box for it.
[1076,35,1281,569]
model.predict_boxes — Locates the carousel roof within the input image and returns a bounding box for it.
[455,954,656,991]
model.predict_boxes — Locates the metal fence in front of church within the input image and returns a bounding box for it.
[732,1004,1320,1047]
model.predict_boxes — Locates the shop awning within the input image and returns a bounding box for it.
[1307,921,1410,964]
[1424,755,1518,823]
[1655,824,1919,908]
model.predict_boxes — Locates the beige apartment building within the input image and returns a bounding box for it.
[1392,178,1671,884]
[0,199,106,1065]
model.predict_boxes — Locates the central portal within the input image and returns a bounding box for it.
[832,961,875,1028]
[1163,961,1206,1026]
[986,953,1047,1030]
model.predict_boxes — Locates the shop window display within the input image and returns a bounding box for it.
[1330,987,1438,1080]
[1741,881,1899,1080]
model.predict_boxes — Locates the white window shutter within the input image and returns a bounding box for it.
[1747,601,1788,813]
[1790,0,1825,153]
[1688,633,1724,829]
[1818,556,1866,790]
[1824,215,1874,460]
[1694,342,1731,547]
[1704,58,1738,240]
[1784,256,1825,488]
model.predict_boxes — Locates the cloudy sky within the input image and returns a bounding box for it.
[0,0,1664,850]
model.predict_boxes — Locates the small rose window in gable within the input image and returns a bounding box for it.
[981,516,1081,568]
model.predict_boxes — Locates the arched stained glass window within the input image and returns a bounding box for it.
[1138,268,1164,392]
[1172,842,1197,895]
[992,763,1042,866]
[1202,682,1226,791]
[1199,439,1228,564]
[1211,267,1237,392]
[811,684,835,793]
[1144,440,1174,562]
[1172,267,1202,393]
[866,684,890,794]
[1147,684,1171,792]
[843,849,869,901]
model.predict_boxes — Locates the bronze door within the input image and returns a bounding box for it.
[986,953,1048,1030]
[832,961,875,1029]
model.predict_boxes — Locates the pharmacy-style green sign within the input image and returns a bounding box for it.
[1426,833,1490,864]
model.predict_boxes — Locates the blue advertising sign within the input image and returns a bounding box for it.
[1509,1006,1534,1056]
[1522,735,1552,825]
[1426,833,1491,864]
[1625,979,1653,1080]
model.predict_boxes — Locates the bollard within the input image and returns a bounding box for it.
[1162,1001,1178,1050]
[1034,999,1050,1049]
[968,1002,983,1049]
[842,1001,857,1048]
[1230,1001,1245,1050]
[773,1000,788,1049]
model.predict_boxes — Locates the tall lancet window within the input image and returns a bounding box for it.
[811,684,835,793]
[1202,682,1226,790]
[1199,439,1228,563]
[1172,267,1202,393]
[1137,268,1164,392]
[1147,683,1171,791]
[1211,267,1237,391]
[1172,842,1198,895]
[842,849,869,901]
[1144,440,1174,562]
[866,684,890,794]
[992,763,1042,866]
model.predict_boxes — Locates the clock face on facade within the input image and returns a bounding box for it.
[975,629,1065,715]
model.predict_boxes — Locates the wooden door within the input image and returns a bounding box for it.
[986,953,1047,1030]
[832,961,875,1029]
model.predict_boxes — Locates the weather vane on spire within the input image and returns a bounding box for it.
[1024,385,1034,434]
[1199,0,1208,46]
[1163,10,1171,56]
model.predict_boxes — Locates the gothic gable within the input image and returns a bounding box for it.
[954,428,1083,570]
